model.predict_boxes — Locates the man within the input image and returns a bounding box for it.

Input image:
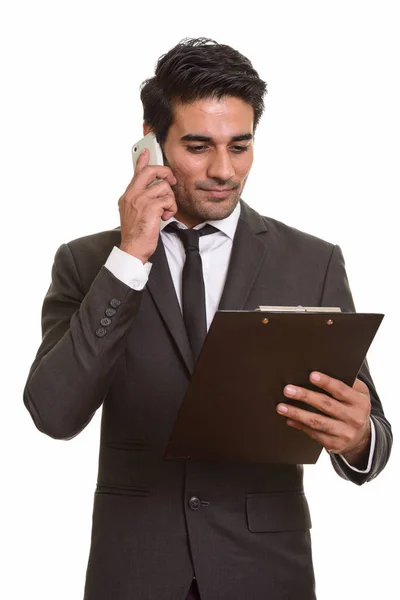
[24,38,392,600]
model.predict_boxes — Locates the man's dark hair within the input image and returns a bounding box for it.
[140,37,267,146]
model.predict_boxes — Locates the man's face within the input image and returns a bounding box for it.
[161,96,254,227]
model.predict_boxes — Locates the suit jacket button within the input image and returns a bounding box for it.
[100,317,112,327]
[105,308,117,317]
[110,299,121,309]
[188,496,201,511]
[95,327,107,338]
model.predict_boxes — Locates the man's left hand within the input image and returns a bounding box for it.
[276,372,372,465]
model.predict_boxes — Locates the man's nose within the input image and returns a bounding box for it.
[207,149,235,182]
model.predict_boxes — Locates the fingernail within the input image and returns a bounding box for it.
[277,404,288,413]
[310,372,321,382]
[284,385,297,396]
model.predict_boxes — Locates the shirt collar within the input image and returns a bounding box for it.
[160,201,241,241]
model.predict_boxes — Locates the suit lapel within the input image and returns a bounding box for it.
[146,237,194,374]
[218,201,268,310]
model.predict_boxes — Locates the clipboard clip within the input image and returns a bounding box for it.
[256,305,342,313]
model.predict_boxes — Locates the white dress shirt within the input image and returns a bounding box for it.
[104,202,375,473]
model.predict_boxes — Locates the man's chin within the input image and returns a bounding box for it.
[196,194,241,220]
[174,191,241,226]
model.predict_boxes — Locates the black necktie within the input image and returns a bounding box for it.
[164,222,219,362]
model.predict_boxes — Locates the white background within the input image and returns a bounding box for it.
[1,1,399,599]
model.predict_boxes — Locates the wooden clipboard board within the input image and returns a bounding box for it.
[164,310,383,465]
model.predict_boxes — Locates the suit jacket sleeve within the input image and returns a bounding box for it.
[24,242,142,440]
[319,244,392,484]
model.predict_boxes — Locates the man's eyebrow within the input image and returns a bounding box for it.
[181,133,253,143]
[231,133,253,142]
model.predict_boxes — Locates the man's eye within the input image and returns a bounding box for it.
[186,145,250,154]
[187,146,208,153]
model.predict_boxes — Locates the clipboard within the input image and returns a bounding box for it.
[164,309,384,465]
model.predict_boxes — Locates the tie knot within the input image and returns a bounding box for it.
[165,222,218,252]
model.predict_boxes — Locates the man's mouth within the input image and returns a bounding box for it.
[199,187,235,198]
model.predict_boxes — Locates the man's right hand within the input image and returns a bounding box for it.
[118,148,177,263]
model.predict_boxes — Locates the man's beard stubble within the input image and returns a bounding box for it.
[172,179,243,224]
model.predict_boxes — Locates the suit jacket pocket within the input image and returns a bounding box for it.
[95,483,149,497]
[246,491,312,532]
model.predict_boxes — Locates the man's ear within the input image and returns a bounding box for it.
[143,122,152,136]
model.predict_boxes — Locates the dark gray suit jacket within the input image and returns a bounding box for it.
[24,201,392,600]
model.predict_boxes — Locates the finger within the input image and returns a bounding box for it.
[160,193,177,216]
[282,384,345,419]
[285,419,346,454]
[145,180,175,199]
[160,209,178,223]
[135,164,177,189]
[150,188,177,216]
[353,378,369,395]
[162,210,176,221]
[308,371,353,404]
[134,147,150,175]
[277,401,338,435]
[118,181,177,219]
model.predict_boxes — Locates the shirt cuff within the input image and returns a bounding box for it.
[104,246,152,290]
[338,417,376,473]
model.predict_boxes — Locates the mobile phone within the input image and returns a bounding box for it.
[131,132,164,170]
